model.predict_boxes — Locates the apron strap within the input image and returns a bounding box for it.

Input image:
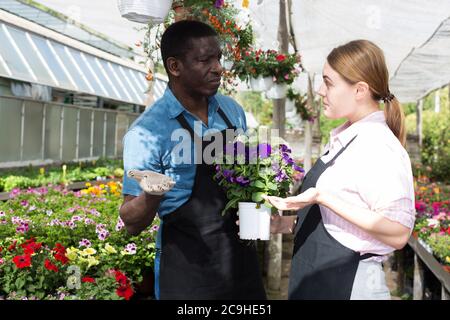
[217,108,236,129]
[326,135,358,165]
[175,106,236,141]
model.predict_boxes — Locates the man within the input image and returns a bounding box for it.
[119,20,266,300]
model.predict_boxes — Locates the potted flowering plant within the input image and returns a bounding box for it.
[265,51,302,99]
[213,135,304,240]
[118,0,173,24]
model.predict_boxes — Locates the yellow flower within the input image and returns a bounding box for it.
[104,243,117,254]
[242,0,249,8]
[86,256,99,269]
[66,247,79,261]
[80,248,97,256]
[420,186,427,192]
[99,184,105,189]
[446,256,450,264]
[39,167,45,175]
[433,187,440,194]
[85,182,91,187]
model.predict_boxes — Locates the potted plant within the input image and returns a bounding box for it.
[265,51,302,99]
[117,0,174,24]
[213,135,304,240]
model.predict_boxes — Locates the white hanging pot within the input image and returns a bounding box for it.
[222,59,234,71]
[117,0,173,24]
[285,98,295,112]
[250,75,273,92]
[238,202,271,241]
[266,83,287,99]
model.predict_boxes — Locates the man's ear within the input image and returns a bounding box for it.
[166,57,181,77]
[355,81,370,100]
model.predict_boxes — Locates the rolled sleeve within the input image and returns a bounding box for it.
[122,127,162,197]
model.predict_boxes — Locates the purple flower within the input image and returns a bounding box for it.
[293,164,305,172]
[0,211,5,218]
[16,222,29,233]
[280,144,291,153]
[258,143,272,159]
[9,188,21,198]
[84,218,95,225]
[79,239,92,248]
[275,170,288,183]
[49,219,61,226]
[214,0,224,8]
[20,200,29,207]
[124,243,137,255]
[235,176,250,186]
[115,217,125,231]
[28,205,36,212]
[67,221,76,229]
[46,210,53,216]
[71,215,82,222]
[98,230,109,241]
[151,224,159,232]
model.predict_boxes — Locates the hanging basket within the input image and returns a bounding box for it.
[266,83,287,99]
[238,202,271,241]
[117,0,173,24]
[249,76,273,92]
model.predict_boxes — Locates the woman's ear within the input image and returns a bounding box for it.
[166,57,181,77]
[355,81,370,100]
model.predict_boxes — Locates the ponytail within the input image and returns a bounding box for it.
[383,97,406,147]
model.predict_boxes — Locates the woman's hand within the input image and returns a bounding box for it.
[263,188,320,211]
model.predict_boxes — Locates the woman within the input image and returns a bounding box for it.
[264,40,415,300]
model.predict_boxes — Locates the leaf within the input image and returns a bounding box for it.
[252,180,266,189]
[221,198,239,216]
[267,182,277,190]
[251,192,265,203]
[15,277,26,290]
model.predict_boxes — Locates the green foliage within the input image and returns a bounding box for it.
[421,108,450,183]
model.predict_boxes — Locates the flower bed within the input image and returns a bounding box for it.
[0,182,158,300]
[413,177,450,271]
[0,160,124,192]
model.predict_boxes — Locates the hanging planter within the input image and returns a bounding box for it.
[285,98,295,112]
[238,202,271,241]
[249,75,273,92]
[266,83,287,99]
[117,0,173,24]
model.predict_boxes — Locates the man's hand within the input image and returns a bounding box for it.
[128,170,175,195]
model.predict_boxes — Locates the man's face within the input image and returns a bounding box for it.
[177,36,223,97]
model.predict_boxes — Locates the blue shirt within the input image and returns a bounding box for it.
[122,86,247,216]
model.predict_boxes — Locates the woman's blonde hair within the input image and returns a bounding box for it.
[327,40,406,146]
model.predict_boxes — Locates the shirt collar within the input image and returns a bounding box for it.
[330,111,386,148]
[165,87,220,119]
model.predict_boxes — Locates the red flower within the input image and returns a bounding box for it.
[13,254,31,268]
[8,240,17,252]
[44,259,59,272]
[52,243,68,265]
[276,54,286,62]
[82,276,96,283]
[53,253,68,265]
[114,271,128,287]
[116,285,134,300]
[21,241,42,255]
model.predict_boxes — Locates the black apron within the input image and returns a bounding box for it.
[288,135,379,300]
[159,108,266,300]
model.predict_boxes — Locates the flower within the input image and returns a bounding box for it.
[79,239,92,248]
[121,243,137,255]
[13,255,32,268]
[104,243,117,254]
[44,259,59,272]
[116,285,134,300]
[82,276,96,283]
[80,248,97,256]
[214,134,304,214]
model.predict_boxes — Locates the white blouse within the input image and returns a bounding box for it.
[317,111,416,260]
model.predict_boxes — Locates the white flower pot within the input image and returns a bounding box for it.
[285,98,295,112]
[117,0,173,24]
[250,76,273,92]
[222,59,234,71]
[266,83,287,99]
[238,202,271,241]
